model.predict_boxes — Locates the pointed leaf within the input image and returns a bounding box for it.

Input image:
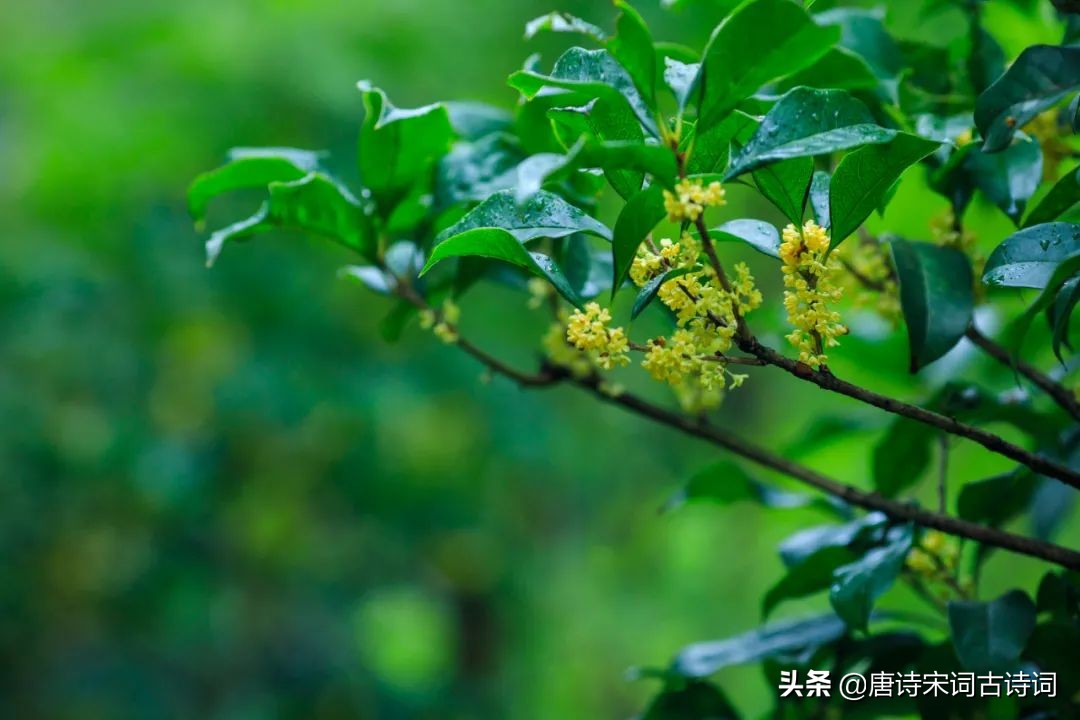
[436,190,611,245]
[696,0,838,127]
[829,525,913,631]
[1024,166,1080,228]
[965,138,1043,225]
[890,240,975,372]
[948,590,1036,672]
[549,100,646,198]
[727,88,895,179]
[421,228,583,306]
[982,222,1080,289]
[975,45,1080,153]
[754,157,814,225]
[828,134,940,250]
[706,219,782,259]
[810,171,831,227]
[632,267,691,320]
[524,12,606,42]
[610,1,657,106]
[188,148,322,224]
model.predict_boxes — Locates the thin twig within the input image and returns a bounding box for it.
[937,434,949,514]
[965,325,1080,421]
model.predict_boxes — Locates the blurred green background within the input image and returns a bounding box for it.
[2,0,1076,718]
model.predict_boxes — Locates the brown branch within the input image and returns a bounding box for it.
[739,336,1080,490]
[965,325,1080,421]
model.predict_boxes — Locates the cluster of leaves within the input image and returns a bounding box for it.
[189,0,1080,716]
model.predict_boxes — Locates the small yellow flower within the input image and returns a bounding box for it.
[565,302,630,370]
[542,321,593,378]
[954,128,973,147]
[1024,110,1071,182]
[780,221,847,369]
[663,178,726,223]
[905,548,937,576]
[526,277,551,309]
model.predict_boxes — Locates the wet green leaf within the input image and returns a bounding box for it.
[436,190,611,245]
[975,45,1080,153]
[549,100,646,198]
[523,12,606,42]
[753,157,814,226]
[610,1,657,107]
[965,137,1043,225]
[706,219,781,259]
[188,148,322,225]
[830,524,913,631]
[727,88,895,179]
[420,228,583,306]
[1024,166,1080,228]
[982,222,1080,289]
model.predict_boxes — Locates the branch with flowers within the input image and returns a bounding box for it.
[188,0,1080,713]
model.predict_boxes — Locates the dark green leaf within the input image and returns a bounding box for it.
[664,460,817,512]
[633,268,690,320]
[435,133,525,207]
[524,12,606,42]
[610,1,657,107]
[696,0,838,128]
[975,45,1080,153]
[778,514,887,568]
[612,184,667,294]
[707,219,781,259]
[753,157,814,225]
[775,48,879,93]
[967,24,1006,97]
[948,590,1036,672]
[642,680,739,720]
[549,100,646,198]
[685,111,757,176]
[420,228,583,306]
[965,137,1043,225]
[436,190,611,245]
[673,614,847,677]
[576,141,678,189]
[872,416,935,498]
[957,470,1036,529]
[1024,166,1080,228]
[1048,276,1080,360]
[982,222,1080,289]
[727,88,895,179]
[188,148,322,225]
[764,546,855,618]
[889,240,974,371]
[205,173,376,265]
[510,47,657,136]
[815,7,902,93]
[809,171,830,227]
[830,525,913,631]
[829,134,940,250]
[357,83,454,202]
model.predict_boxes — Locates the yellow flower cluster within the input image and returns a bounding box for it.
[780,221,847,369]
[929,209,977,257]
[419,298,461,344]
[663,178,726,223]
[565,302,631,370]
[630,233,761,410]
[837,240,900,323]
[905,530,960,581]
[542,321,593,378]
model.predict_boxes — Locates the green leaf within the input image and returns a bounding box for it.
[188,148,322,225]
[549,100,646,198]
[727,87,895,179]
[889,240,975,372]
[420,228,583,306]
[975,45,1080,153]
[685,111,757,176]
[764,546,855,618]
[436,190,611,245]
[1024,166,1080,228]
[641,680,739,720]
[778,514,887,568]
[435,133,525,207]
[982,222,1080,289]
[696,0,838,128]
[664,460,818,512]
[524,12,606,42]
[753,157,814,225]
[576,141,678,189]
[809,171,830,227]
[828,133,940,250]
[357,83,454,203]
[509,47,657,136]
[872,417,935,498]
[205,173,376,266]
[775,48,879,94]
[957,470,1036,529]
[632,267,691,320]
[965,137,1043,225]
[664,58,699,112]
[445,102,512,141]
[815,7,903,100]
[612,184,667,294]
[948,590,1037,672]
[1011,251,1080,354]
[1048,277,1080,360]
[672,614,847,677]
[610,1,657,107]
[829,524,913,631]
[707,219,782,259]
